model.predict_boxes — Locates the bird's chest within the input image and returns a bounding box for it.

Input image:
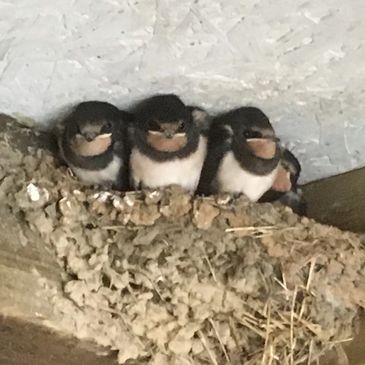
[217,152,278,202]
[70,155,121,185]
[130,137,207,191]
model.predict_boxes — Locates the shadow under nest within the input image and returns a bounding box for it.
[1,114,365,365]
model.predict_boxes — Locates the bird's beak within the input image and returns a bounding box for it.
[257,136,279,142]
[96,133,112,139]
[246,138,278,159]
[72,133,112,156]
[163,131,174,139]
[83,132,98,142]
[246,136,279,143]
[82,132,112,142]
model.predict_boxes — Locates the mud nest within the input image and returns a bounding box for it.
[1,120,365,365]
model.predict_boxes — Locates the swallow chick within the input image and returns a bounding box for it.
[58,101,132,190]
[259,148,307,215]
[197,107,281,202]
[129,94,210,191]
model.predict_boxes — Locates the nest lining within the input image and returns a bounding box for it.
[1,132,365,365]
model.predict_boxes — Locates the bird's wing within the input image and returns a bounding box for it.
[196,121,231,195]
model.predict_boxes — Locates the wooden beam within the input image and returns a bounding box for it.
[0,115,116,365]
[303,167,365,233]
[0,316,117,365]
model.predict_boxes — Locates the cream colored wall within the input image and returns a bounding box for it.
[0,0,364,182]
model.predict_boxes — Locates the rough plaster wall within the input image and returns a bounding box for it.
[0,0,364,182]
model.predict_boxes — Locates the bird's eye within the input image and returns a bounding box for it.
[148,120,161,131]
[101,121,112,134]
[178,120,185,131]
[243,130,262,139]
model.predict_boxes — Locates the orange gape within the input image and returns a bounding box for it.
[246,138,277,160]
[147,132,187,152]
[71,134,112,157]
[271,165,292,192]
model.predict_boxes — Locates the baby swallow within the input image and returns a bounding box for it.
[129,94,210,191]
[197,107,281,202]
[259,148,306,215]
[58,101,132,190]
